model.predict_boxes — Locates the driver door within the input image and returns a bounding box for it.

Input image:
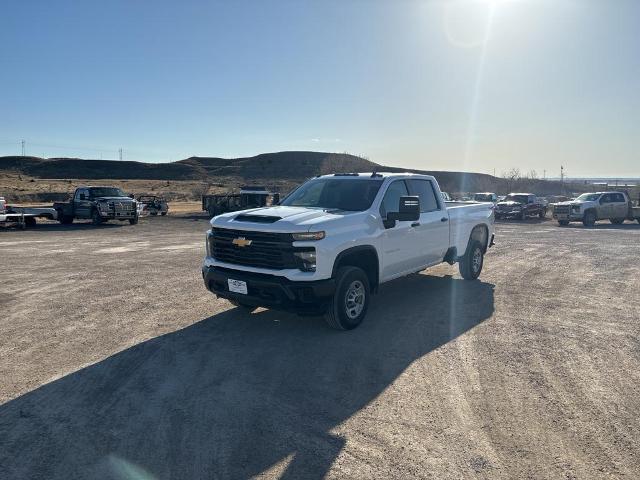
[379,180,419,281]
[75,188,91,218]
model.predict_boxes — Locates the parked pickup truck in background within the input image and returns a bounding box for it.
[552,191,640,226]
[495,193,547,220]
[202,172,495,330]
[54,186,138,225]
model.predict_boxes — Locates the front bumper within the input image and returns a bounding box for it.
[552,212,582,221]
[203,265,335,314]
[494,209,522,218]
[99,211,137,219]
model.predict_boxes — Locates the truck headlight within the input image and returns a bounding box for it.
[292,231,325,241]
[293,249,316,271]
[205,230,212,257]
[571,205,580,212]
[97,202,109,212]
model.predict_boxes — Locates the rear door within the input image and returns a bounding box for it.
[407,179,449,266]
[611,193,629,218]
[379,180,419,280]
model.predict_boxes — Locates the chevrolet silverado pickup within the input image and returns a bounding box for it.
[54,186,138,225]
[552,191,640,226]
[202,173,495,330]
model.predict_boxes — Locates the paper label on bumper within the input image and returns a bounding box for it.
[228,279,248,295]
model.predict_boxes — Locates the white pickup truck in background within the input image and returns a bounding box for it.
[203,172,495,330]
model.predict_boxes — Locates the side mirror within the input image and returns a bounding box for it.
[388,196,420,222]
[129,194,135,199]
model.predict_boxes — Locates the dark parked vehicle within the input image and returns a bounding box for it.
[54,186,138,225]
[202,186,280,217]
[495,193,547,220]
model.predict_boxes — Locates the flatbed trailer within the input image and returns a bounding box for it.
[0,197,57,229]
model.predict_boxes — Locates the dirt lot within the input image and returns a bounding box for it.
[1,217,639,479]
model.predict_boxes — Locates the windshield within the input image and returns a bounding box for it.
[89,187,127,198]
[504,195,529,203]
[575,193,601,201]
[281,178,383,211]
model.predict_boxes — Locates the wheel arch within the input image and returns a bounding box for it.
[332,245,380,292]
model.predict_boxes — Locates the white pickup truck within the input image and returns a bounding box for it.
[202,173,495,330]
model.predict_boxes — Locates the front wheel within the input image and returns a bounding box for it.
[610,218,625,225]
[539,209,546,219]
[91,209,103,226]
[324,266,370,330]
[129,216,139,225]
[583,211,596,227]
[459,240,484,280]
[520,210,527,221]
[558,220,570,226]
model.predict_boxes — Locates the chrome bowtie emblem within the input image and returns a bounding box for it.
[232,237,252,247]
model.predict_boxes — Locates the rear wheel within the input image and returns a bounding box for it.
[520,210,527,221]
[459,240,484,280]
[539,209,546,219]
[324,266,370,330]
[161,212,167,216]
[25,217,37,227]
[558,220,570,226]
[610,218,625,225]
[583,210,596,227]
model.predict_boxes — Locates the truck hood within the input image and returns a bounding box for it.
[94,196,135,202]
[496,201,523,207]
[554,200,593,207]
[211,205,371,232]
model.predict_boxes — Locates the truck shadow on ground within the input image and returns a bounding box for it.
[0,274,494,480]
[558,222,640,230]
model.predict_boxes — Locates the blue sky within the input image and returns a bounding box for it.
[1,0,638,176]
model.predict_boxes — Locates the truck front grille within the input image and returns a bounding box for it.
[108,202,135,213]
[554,205,570,214]
[210,228,297,270]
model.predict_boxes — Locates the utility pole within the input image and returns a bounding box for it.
[21,139,25,156]
[118,148,123,161]
[560,165,565,194]
[543,169,546,180]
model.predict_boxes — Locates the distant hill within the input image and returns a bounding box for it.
[0,151,504,194]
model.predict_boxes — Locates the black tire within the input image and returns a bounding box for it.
[161,212,167,216]
[610,218,625,225]
[208,207,217,217]
[324,266,370,330]
[229,299,257,313]
[520,209,527,221]
[539,209,546,219]
[150,211,158,216]
[459,240,484,281]
[129,216,139,225]
[58,210,73,224]
[583,210,596,227]
[91,209,103,226]
[558,220,570,226]
[24,217,37,227]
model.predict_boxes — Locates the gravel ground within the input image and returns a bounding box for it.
[1,216,639,479]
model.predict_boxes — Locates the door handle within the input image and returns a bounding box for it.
[441,217,448,222]
[411,222,420,227]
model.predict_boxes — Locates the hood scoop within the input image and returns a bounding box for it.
[234,214,281,223]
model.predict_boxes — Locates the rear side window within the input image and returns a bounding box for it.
[601,194,612,203]
[380,180,409,217]
[408,179,440,212]
[612,193,626,202]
